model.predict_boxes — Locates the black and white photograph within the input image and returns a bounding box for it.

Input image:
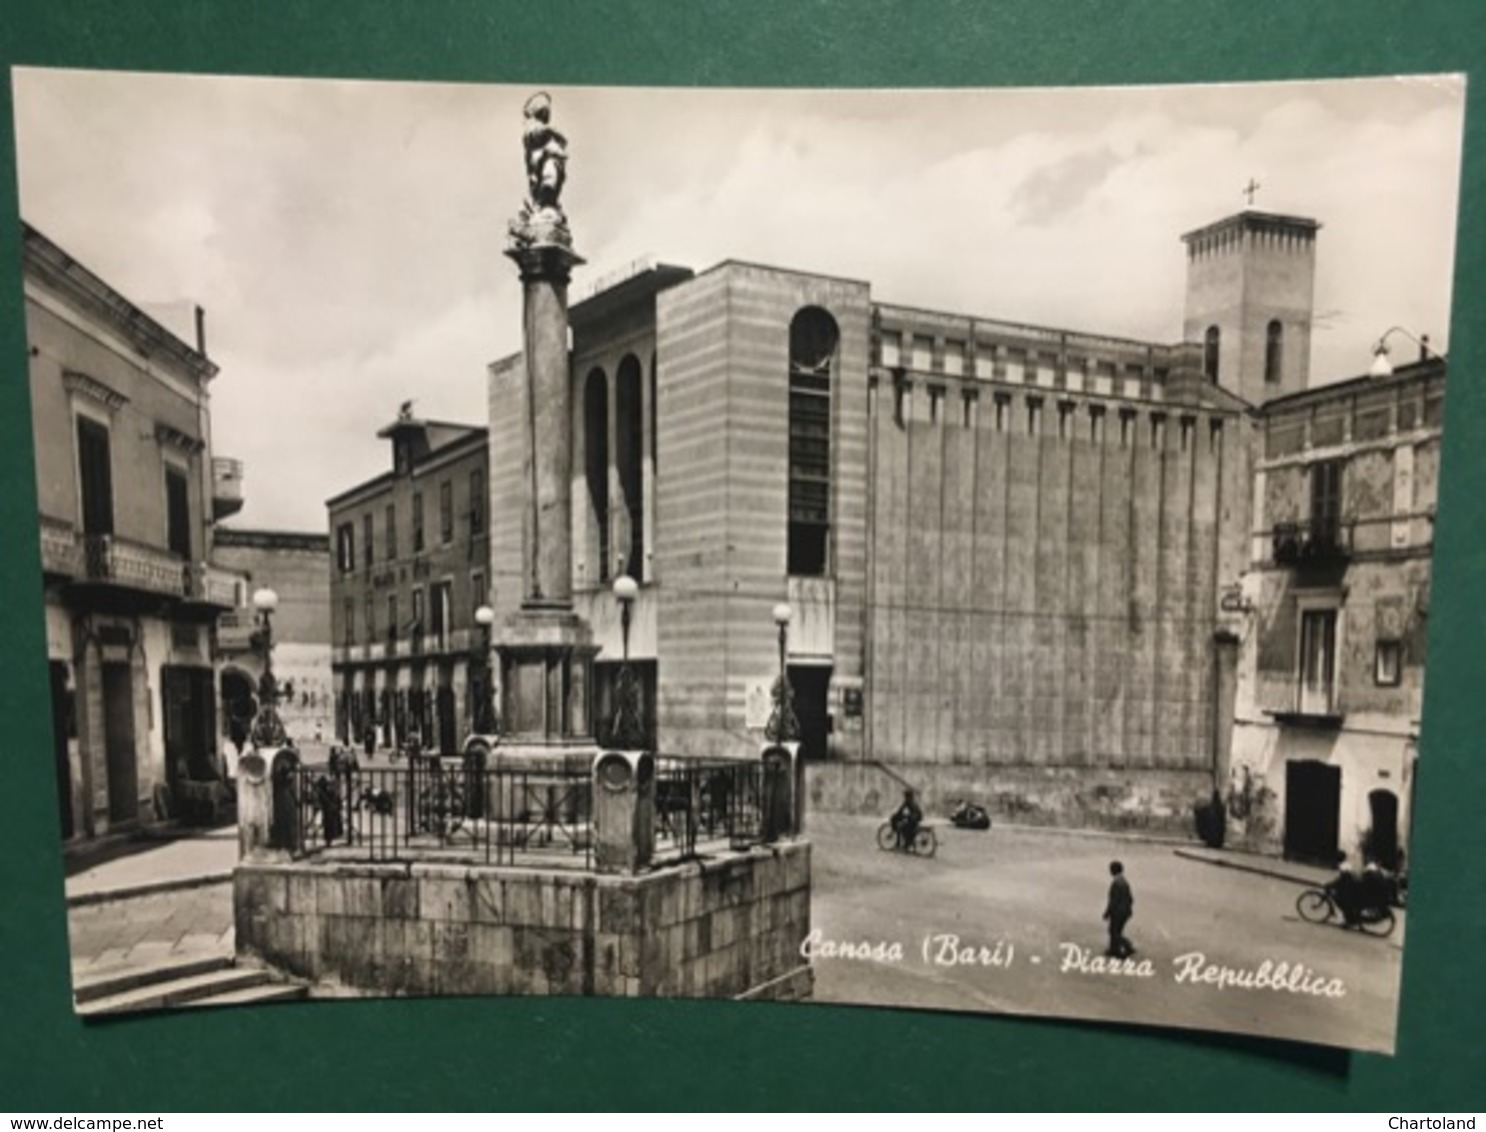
[10,69,1466,1055]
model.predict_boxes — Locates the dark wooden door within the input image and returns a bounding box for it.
[1283,759,1341,865]
[101,663,137,824]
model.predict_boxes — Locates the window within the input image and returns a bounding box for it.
[342,597,355,646]
[430,580,452,651]
[165,466,191,559]
[411,588,425,650]
[387,594,398,644]
[439,480,453,545]
[1310,459,1343,548]
[1375,640,1402,687]
[584,368,610,582]
[76,416,114,536]
[788,307,838,576]
[1299,607,1338,715]
[1265,320,1284,385]
[364,595,376,644]
[412,493,425,552]
[362,512,374,568]
[385,503,396,560]
[336,522,355,573]
[471,571,486,612]
[1204,325,1221,382]
[469,469,485,535]
[616,355,644,577]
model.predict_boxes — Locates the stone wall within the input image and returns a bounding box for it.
[235,841,813,1000]
[807,760,1211,836]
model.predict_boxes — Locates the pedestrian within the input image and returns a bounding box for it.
[1103,860,1135,958]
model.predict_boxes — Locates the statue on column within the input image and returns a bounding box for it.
[510,92,572,250]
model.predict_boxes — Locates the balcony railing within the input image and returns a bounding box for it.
[1272,519,1354,567]
[39,515,81,579]
[184,562,239,608]
[81,533,189,597]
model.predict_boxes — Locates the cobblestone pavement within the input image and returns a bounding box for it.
[67,882,234,979]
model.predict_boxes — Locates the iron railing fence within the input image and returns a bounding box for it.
[652,757,774,866]
[293,755,593,869]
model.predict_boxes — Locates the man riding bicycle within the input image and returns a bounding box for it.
[890,788,923,850]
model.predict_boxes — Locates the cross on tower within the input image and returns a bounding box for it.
[1243,177,1262,207]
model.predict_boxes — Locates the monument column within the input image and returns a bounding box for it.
[495,92,599,770]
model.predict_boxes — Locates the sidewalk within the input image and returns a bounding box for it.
[1172,844,1337,887]
[65,826,240,906]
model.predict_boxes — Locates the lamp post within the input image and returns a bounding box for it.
[610,574,645,750]
[249,586,287,748]
[765,602,799,744]
[1370,327,1435,377]
[473,604,498,735]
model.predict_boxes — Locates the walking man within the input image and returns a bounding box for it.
[1103,860,1135,959]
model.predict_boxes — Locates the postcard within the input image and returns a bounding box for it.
[11,69,1465,1053]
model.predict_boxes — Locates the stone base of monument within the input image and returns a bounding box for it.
[232,742,813,1002]
[233,842,813,1001]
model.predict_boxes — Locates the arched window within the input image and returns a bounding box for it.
[583,368,610,582]
[1265,319,1283,384]
[1204,325,1221,383]
[788,307,838,576]
[615,355,644,579]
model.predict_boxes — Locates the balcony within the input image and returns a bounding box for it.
[79,533,189,599]
[1271,520,1353,568]
[184,561,241,610]
[212,457,245,520]
[39,515,81,579]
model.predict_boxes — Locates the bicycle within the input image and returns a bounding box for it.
[1295,887,1396,937]
[876,821,937,857]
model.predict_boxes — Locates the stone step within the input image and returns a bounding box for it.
[73,953,234,1005]
[78,966,277,1016]
[184,982,309,1008]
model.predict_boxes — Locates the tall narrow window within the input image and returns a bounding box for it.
[364,595,376,645]
[387,594,398,644]
[1265,319,1284,385]
[336,523,355,573]
[165,466,191,559]
[616,355,644,578]
[342,598,355,646]
[439,480,453,544]
[430,580,452,651]
[469,469,485,535]
[412,492,425,553]
[1204,325,1221,382]
[1310,459,1343,549]
[385,503,396,560]
[1299,608,1338,714]
[76,417,114,536]
[584,368,610,582]
[471,571,486,612]
[363,512,374,567]
[788,307,837,576]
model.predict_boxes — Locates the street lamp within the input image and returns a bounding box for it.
[249,586,287,748]
[473,604,498,735]
[1370,327,1435,378]
[765,602,799,744]
[610,574,645,750]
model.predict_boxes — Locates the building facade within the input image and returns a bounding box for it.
[24,222,242,841]
[480,204,1440,848]
[211,528,334,752]
[1225,354,1442,866]
[327,409,492,755]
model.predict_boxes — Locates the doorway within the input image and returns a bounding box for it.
[788,664,832,762]
[163,665,218,785]
[101,662,138,825]
[50,661,73,839]
[1283,759,1341,865]
[1367,788,1401,870]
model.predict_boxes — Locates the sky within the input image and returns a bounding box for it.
[10,69,1468,532]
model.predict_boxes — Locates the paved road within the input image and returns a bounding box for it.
[806,814,1404,1054]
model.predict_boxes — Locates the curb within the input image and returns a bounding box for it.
[1171,847,1318,887]
[66,870,235,909]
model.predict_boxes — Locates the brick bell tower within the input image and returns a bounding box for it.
[1181,208,1320,405]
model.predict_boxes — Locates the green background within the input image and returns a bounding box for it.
[1,0,1483,1111]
